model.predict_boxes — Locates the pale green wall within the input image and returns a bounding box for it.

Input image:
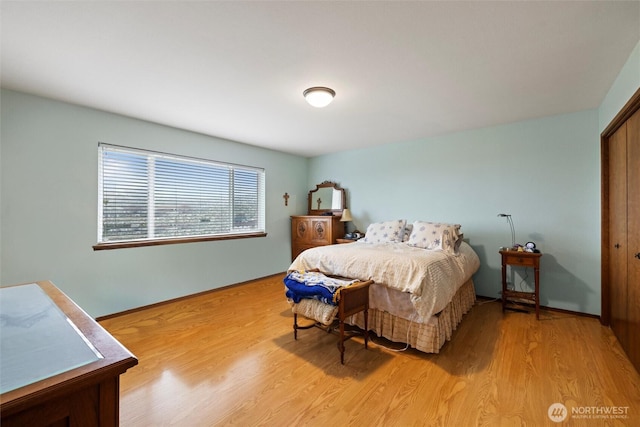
[309,109,601,314]
[307,38,640,317]
[0,89,308,317]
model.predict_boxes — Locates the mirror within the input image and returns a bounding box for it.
[308,181,346,216]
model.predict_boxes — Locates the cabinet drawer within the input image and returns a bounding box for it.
[292,218,333,244]
[290,215,344,261]
[504,254,536,267]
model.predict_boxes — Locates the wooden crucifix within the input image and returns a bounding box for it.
[283,192,290,206]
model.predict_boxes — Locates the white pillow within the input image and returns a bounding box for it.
[362,219,407,244]
[408,221,462,254]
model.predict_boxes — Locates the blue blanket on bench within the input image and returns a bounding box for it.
[284,271,358,305]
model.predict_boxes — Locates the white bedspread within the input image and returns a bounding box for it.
[288,241,480,321]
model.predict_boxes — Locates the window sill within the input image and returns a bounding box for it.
[93,232,267,251]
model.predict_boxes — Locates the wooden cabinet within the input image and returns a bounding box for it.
[291,215,344,261]
[601,89,640,373]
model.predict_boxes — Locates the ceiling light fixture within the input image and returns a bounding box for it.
[303,87,335,108]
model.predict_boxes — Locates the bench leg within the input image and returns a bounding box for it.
[293,313,298,340]
[364,308,369,349]
[339,319,345,365]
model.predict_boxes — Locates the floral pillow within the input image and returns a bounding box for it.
[362,219,407,244]
[407,221,462,254]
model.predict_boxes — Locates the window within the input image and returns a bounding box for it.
[95,143,265,250]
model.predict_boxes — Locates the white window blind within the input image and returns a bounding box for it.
[97,143,265,244]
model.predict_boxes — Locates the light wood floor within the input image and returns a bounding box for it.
[100,274,640,426]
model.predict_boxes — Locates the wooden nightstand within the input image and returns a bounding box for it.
[336,238,357,244]
[500,250,542,319]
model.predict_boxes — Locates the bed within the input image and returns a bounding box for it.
[287,219,480,353]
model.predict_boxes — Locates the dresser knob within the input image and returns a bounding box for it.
[614,243,621,249]
[635,253,640,260]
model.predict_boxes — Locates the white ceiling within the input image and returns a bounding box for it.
[1,1,639,157]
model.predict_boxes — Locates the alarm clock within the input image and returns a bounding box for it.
[525,241,537,253]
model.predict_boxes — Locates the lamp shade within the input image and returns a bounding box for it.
[303,87,335,108]
[340,208,353,222]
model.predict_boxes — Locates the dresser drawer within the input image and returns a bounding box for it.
[292,218,332,244]
[503,253,536,267]
[291,215,344,261]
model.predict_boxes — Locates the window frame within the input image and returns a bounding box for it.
[93,143,266,251]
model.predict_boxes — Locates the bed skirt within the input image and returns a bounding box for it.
[347,278,476,353]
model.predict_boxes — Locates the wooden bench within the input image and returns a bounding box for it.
[292,278,373,364]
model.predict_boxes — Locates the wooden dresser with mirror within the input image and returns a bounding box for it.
[290,181,346,261]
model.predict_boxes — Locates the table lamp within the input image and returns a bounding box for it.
[497,213,516,249]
